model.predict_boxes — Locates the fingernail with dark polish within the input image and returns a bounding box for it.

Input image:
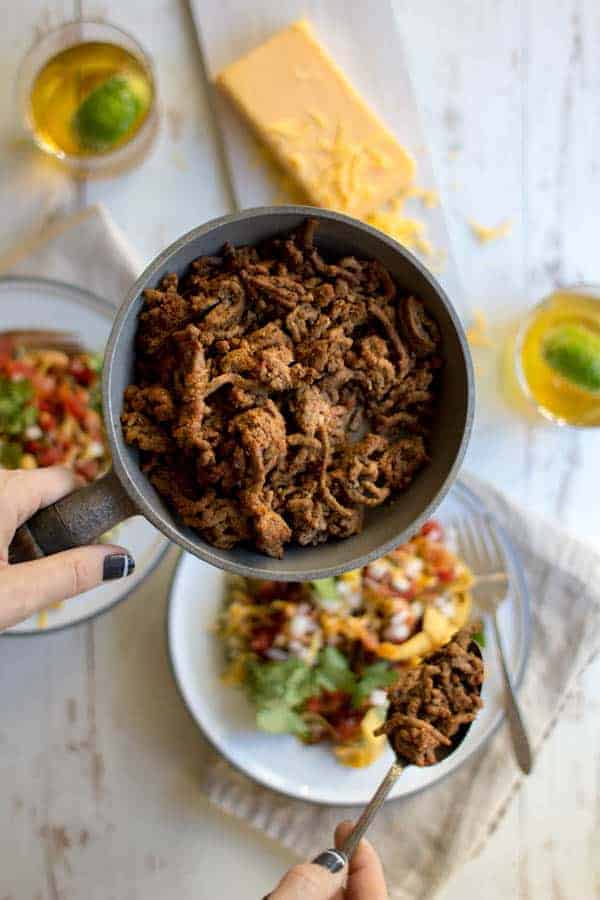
[103,553,135,581]
[312,849,347,874]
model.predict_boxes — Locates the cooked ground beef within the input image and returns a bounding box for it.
[376,626,484,766]
[122,219,442,557]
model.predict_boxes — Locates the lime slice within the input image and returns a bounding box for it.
[542,323,600,393]
[73,76,145,151]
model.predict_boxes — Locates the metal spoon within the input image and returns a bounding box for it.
[312,642,484,871]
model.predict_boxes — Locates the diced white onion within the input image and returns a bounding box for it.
[369,689,388,707]
[391,572,410,592]
[404,557,424,578]
[433,595,455,618]
[384,613,411,642]
[289,614,315,639]
[88,441,105,459]
[265,648,288,661]
[347,592,362,610]
[288,639,307,658]
[368,559,390,579]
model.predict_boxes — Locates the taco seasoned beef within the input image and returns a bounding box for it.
[376,625,484,766]
[122,219,442,558]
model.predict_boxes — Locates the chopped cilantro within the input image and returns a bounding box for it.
[0,376,37,437]
[352,661,398,708]
[310,577,339,608]
[88,352,104,374]
[472,628,486,648]
[256,703,308,737]
[87,354,103,414]
[246,646,397,738]
[0,441,23,468]
[313,646,355,694]
[246,657,314,710]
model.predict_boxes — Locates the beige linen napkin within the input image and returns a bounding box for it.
[3,208,599,900]
[0,204,141,305]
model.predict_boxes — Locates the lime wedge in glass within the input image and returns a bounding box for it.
[542,323,600,393]
[73,76,147,151]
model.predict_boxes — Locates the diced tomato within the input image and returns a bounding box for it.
[83,409,102,432]
[363,577,394,597]
[32,373,56,396]
[24,440,43,455]
[57,384,87,422]
[69,358,95,386]
[38,410,57,431]
[331,712,363,743]
[38,446,63,467]
[420,520,444,541]
[7,359,36,380]
[254,581,285,603]
[250,627,278,653]
[437,567,456,583]
[75,460,99,482]
[306,691,347,716]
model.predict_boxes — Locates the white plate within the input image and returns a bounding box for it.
[0,276,170,635]
[167,481,531,805]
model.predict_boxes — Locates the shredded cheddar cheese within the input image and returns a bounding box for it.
[408,186,440,208]
[216,19,415,218]
[466,309,493,348]
[367,205,434,257]
[217,18,447,262]
[469,218,513,244]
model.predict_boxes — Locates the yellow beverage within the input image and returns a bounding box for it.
[28,41,153,158]
[517,289,600,426]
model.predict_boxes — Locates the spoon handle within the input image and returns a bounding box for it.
[493,611,533,774]
[312,760,404,870]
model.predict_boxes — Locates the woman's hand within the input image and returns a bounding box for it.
[0,467,134,631]
[268,821,388,899]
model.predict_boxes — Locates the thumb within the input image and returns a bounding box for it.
[0,544,134,631]
[268,859,347,900]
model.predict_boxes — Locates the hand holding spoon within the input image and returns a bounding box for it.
[312,637,484,872]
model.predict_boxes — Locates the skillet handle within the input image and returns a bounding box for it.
[8,469,138,563]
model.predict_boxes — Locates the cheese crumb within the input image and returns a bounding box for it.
[368,208,434,257]
[466,309,493,348]
[469,218,513,244]
[408,186,439,208]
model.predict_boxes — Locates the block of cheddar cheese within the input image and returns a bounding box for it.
[216,19,416,218]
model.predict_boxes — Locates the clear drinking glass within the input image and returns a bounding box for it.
[16,20,159,178]
[514,284,600,427]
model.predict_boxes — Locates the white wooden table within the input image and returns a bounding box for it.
[1,2,599,898]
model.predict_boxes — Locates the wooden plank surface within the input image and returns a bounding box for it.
[82,0,232,266]
[0,0,77,260]
[0,2,599,899]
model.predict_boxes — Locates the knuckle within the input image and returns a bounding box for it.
[286,864,325,890]
[69,554,96,596]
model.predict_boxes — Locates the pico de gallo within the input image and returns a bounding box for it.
[0,338,109,481]
[219,521,475,768]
